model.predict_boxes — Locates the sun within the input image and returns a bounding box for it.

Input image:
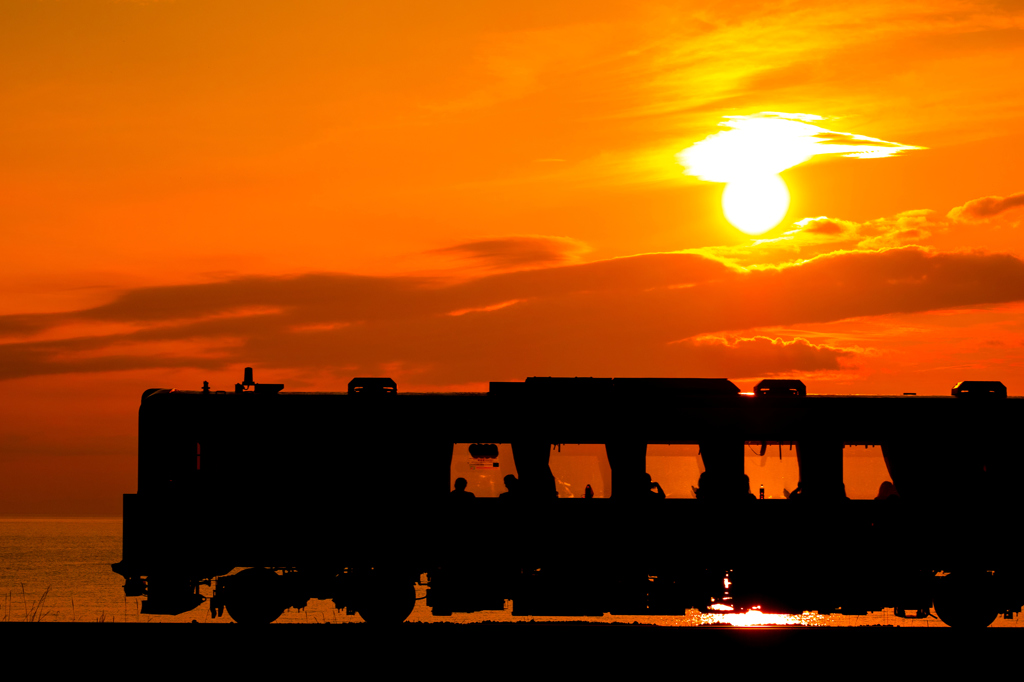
[721,174,790,235]
[677,113,924,237]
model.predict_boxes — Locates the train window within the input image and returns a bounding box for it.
[647,444,701,499]
[549,444,610,498]
[843,445,893,500]
[450,443,516,497]
[745,443,801,499]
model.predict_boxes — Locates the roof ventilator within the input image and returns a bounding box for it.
[234,367,284,394]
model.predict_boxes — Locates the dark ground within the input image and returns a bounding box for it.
[3,622,1016,674]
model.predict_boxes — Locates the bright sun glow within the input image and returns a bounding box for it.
[722,174,790,235]
[677,112,924,235]
[697,606,829,627]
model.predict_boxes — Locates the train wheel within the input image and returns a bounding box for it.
[225,568,286,625]
[932,572,999,629]
[357,577,416,625]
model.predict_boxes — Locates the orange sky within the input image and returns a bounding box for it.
[4,0,1024,515]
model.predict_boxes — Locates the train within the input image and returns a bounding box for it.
[112,369,1024,627]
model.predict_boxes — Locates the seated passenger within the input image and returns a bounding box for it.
[740,474,757,501]
[450,477,475,499]
[875,480,900,501]
[499,474,519,499]
[644,473,666,501]
[694,472,719,499]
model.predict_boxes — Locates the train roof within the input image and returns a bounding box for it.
[144,374,1014,400]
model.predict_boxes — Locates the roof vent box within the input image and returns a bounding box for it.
[348,377,397,396]
[951,381,1006,398]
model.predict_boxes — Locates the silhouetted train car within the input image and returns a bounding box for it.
[113,370,1024,627]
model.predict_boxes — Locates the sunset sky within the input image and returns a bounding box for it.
[4,0,1024,515]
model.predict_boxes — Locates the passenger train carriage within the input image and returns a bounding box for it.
[112,370,1024,627]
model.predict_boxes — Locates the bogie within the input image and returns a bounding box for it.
[932,572,1000,629]
[222,568,286,625]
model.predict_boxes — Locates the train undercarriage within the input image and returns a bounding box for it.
[116,563,1016,628]
[114,498,1023,628]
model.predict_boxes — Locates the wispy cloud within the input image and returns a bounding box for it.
[683,207,944,269]
[948,191,1024,221]
[431,236,589,269]
[677,112,924,182]
[674,335,858,376]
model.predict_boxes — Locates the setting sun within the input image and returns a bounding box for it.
[722,174,790,235]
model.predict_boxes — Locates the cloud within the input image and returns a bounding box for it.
[676,112,925,182]
[431,236,589,269]
[673,335,858,376]
[810,132,911,148]
[793,210,938,250]
[947,192,1024,221]
[3,245,1024,385]
[698,187,1024,271]
[687,209,943,268]
[801,219,848,235]
[0,313,62,338]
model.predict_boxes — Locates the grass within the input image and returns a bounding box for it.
[0,584,55,623]
[0,585,120,623]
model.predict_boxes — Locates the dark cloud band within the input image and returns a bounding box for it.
[2,246,1022,383]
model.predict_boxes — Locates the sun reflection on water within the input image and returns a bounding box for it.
[697,605,829,627]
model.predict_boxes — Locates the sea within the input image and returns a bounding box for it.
[2,517,1021,627]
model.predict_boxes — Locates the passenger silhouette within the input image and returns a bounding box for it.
[644,473,666,500]
[451,477,475,499]
[499,474,519,499]
[694,472,716,499]
[584,484,594,499]
[694,473,707,499]
[740,474,757,501]
[875,481,900,501]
